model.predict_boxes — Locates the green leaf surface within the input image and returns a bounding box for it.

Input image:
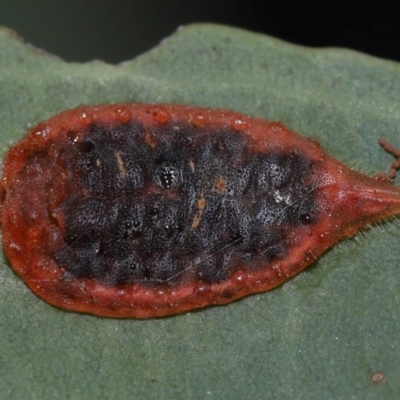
[1,23,400,399]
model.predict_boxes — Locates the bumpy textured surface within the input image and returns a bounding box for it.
[2,103,400,318]
[56,122,317,287]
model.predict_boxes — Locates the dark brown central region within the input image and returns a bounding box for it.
[54,121,319,287]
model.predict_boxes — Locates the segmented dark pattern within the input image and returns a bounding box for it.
[54,121,319,287]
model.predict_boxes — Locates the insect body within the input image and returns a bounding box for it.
[1,103,400,318]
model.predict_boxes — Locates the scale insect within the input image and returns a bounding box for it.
[1,103,400,318]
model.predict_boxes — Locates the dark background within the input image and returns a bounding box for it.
[1,0,400,63]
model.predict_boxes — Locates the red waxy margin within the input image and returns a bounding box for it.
[2,103,400,318]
